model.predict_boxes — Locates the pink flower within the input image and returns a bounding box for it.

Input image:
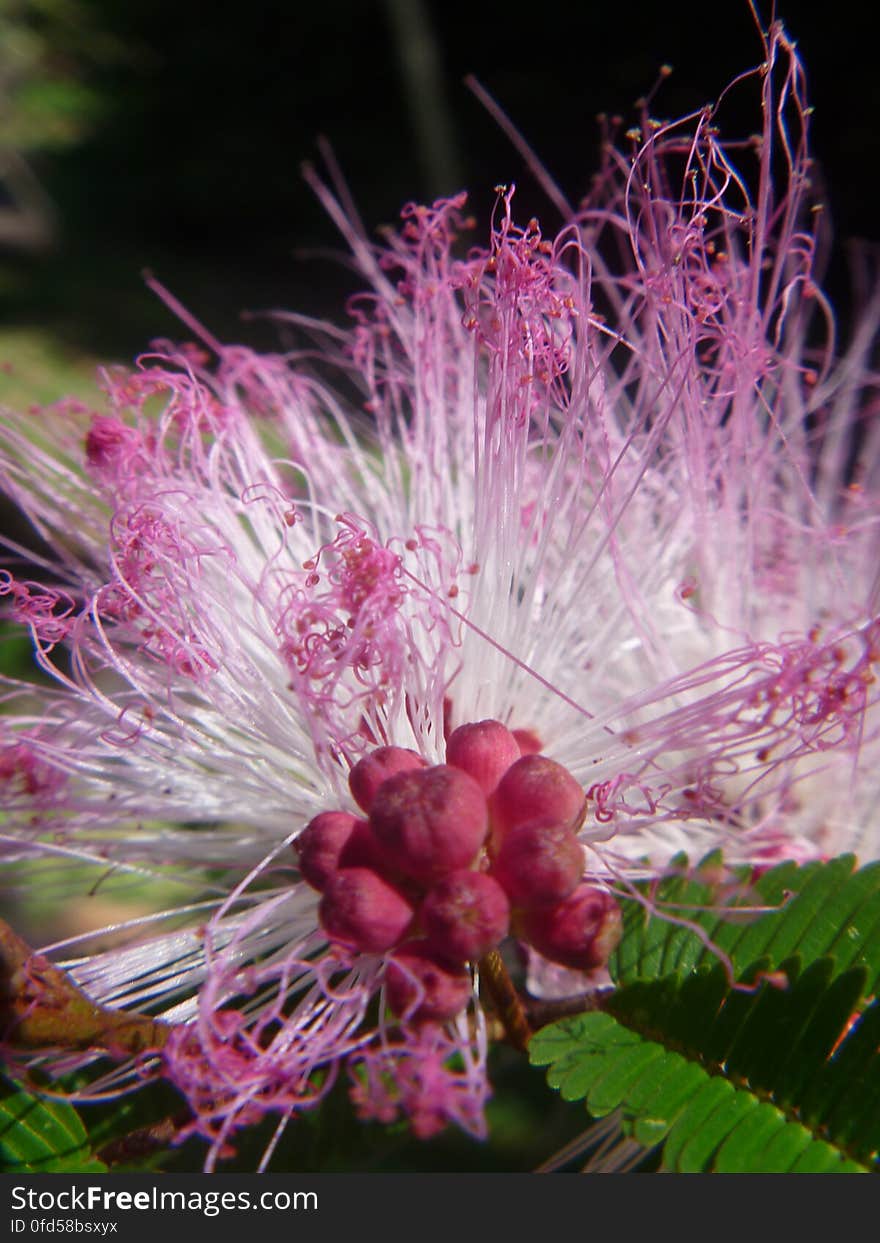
[1,23,877,1166]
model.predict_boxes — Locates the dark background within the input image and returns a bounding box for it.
[1,0,878,362]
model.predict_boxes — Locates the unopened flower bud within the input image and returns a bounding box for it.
[512,728,543,756]
[489,754,585,845]
[319,867,414,953]
[521,884,622,971]
[385,942,472,1022]
[420,870,510,961]
[369,765,488,884]
[348,746,427,813]
[445,719,521,795]
[339,818,404,880]
[491,818,583,907]
[296,811,360,891]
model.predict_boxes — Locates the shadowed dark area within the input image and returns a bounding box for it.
[1,0,877,359]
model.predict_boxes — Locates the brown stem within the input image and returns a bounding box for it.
[0,918,169,1056]
[97,1113,190,1165]
[525,992,604,1030]
[477,949,532,1052]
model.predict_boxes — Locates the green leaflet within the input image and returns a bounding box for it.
[0,1077,106,1173]
[530,964,874,1172]
[610,853,880,989]
[530,856,880,1173]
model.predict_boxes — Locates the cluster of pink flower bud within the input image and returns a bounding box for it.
[296,719,621,1023]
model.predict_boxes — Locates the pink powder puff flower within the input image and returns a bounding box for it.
[1,21,879,1167]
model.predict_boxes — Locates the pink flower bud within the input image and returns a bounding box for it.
[521,885,622,971]
[385,942,472,1022]
[420,870,510,961]
[338,818,394,874]
[445,719,521,795]
[512,728,543,756]
[369,764,488,884]
[491,818,584,907]
[296,811,361,891]
[348,746,427,813]
[489,754,585,845]
[319,867,414,953]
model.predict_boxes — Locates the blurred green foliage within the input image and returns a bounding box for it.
[0,0,125,152]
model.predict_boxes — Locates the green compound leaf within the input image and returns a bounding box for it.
[0,1077,107,1173]
[534,857,880,1172]
[610,854,880,990]
[530,960,876,1173]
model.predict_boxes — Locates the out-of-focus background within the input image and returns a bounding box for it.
[1,0,878,393]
